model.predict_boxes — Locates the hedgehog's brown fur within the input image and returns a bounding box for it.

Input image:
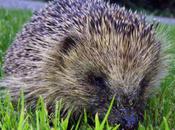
[0,0,165,129]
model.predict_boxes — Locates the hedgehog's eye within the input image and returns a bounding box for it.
[88,73,107,89]
[93,76,105,87]
[139,77,149,88]
[139,77,150,96]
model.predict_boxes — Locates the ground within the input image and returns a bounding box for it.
[0,8,175,130]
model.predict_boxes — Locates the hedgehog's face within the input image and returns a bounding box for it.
[56,20,161,129]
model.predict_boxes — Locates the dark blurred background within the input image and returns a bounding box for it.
[107,0,175,17]
[36,0,175,18]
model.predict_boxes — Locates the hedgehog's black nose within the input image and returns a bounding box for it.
[120,109,138,130]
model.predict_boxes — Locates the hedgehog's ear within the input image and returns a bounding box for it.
[60,36,77,54]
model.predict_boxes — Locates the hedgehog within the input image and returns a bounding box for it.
[0,0,166,129]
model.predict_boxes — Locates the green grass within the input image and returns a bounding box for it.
[0,8,175,130]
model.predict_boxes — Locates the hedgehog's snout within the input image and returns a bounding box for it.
[107,107,139,130]
[119,108,139,130]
